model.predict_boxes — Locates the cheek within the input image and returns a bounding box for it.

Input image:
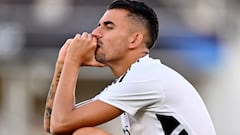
[103,30,130,53]
[111,39,126,51]
[111,33,129,48]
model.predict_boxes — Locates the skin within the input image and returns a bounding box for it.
[43,9,149,135]
[43,39,72,133]
[93,10,149,77]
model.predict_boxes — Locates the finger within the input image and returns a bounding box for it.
[72,34,81,42]
[95,64,105,67]
[65,39,73,46]
[81,32,88,38]
[90,61,105,67]
[87,33,92,40]
[60,39,72,50]
[71,34,81,46]
[90,35,97,47]
[93,36,97,42]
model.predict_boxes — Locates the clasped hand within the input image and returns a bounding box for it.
[57,32,105,67]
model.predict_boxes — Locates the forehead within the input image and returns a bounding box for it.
[99,9,130,24]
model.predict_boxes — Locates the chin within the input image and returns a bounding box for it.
[95,53,105,64]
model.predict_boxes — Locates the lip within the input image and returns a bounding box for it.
[97,40,103,48]
[96,44,100,49]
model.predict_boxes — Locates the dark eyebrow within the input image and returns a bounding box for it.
[104,21,114,25]
[98,21,116,27]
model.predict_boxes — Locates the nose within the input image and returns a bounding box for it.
[91,27,102,38]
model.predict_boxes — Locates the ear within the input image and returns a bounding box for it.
[129,33,143,49]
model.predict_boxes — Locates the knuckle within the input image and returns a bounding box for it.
[66,39,72,44]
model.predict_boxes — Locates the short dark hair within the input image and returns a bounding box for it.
[108,0,159,49]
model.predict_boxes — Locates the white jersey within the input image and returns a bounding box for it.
[95,55,216,135]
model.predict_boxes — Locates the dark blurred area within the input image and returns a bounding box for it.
[0,0,240,134]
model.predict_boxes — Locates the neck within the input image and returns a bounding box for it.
[109,50,148,78]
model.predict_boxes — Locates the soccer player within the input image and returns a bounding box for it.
[43,0,216,135]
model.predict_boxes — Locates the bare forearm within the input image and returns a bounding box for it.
[50,60,80,132]
[44,61,64,132]
[49,34,108,133]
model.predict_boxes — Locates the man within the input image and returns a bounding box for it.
[43,0,216,135]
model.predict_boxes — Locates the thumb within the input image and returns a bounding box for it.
[90,60,105,67]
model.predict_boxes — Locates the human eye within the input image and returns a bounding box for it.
[106,25,114,30]
[103,21,115,30]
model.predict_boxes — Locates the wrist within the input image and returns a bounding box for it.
[64,57,83,68]
[64,52,85,67]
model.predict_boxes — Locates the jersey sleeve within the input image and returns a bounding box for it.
[96,80,163,116]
